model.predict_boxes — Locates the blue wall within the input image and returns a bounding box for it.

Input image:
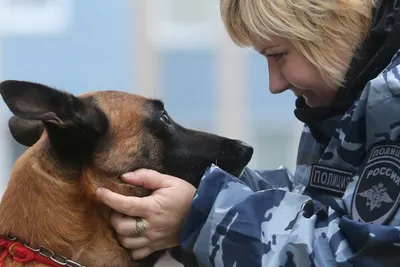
[160,50,217,125]
[1,0,297,126]
[1,0,133,94]
[247,53,296,123]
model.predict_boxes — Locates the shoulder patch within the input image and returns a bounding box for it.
[307,163,354,197]
[351,143,400,225]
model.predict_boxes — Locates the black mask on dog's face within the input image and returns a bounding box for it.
[1,80,253,186]
[140,107,254,185]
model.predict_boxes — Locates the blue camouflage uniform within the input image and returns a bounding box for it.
[178,2,400,267]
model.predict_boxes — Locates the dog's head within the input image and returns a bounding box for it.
[0,80,253,188]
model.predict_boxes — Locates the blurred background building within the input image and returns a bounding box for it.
[0,0,302,266]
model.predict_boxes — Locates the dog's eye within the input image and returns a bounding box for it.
[160,113,171,125]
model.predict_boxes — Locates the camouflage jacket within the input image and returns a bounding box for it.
[179,49,400,267]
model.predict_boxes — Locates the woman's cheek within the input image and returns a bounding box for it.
[284,69,311,89]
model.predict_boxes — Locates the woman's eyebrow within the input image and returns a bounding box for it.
[263,45,281,51]
[258,45,281,54]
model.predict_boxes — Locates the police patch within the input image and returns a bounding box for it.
[351,143,400,225]
[307,163,354,197]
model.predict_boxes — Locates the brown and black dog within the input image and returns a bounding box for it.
[0,80,253,267]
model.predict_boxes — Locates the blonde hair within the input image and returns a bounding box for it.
[220,0,378,86]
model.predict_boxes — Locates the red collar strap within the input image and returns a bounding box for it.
[0,236,84,267]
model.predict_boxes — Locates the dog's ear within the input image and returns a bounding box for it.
[8,116,45,147]
[0,80,108,164]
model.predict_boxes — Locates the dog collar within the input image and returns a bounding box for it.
[0,236,85,267]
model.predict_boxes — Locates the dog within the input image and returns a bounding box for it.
[0,80,253,267]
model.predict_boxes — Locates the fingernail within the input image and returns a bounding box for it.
[122,172,136,179]
[96,188,105,196]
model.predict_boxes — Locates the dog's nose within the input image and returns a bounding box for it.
[235,140,254,158]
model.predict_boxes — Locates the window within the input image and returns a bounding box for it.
[0,0,72,35]
[147,0,222,49]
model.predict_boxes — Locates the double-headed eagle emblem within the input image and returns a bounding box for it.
[357,182,394,211]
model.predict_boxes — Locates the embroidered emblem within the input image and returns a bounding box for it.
[357,182,394,211]
[307,164,354,197]
[351,143,400,225]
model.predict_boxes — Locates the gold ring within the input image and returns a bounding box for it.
[129,218,146,237]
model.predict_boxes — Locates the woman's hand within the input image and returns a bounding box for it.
[95,169,196,260]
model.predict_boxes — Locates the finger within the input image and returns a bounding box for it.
[96,188,153,217]
[121,169,171,190]
[110,211,136,236]
[118,236,149,249]
[131,247,153,260]
[111,213,150,238]
[109,211,126,234]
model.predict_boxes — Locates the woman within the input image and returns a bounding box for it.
[96,0,400,266]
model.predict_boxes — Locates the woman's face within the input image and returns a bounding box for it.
[252,35,352,107]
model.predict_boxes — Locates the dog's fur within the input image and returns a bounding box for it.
[0,80,253,267]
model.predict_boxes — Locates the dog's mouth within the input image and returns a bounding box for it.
[214,157,250,177]
[213,140,254,177]
[177,139,254,186]
[114,140,254,189]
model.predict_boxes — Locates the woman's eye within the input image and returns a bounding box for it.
[267,53,285,61]
[160,113,171,125]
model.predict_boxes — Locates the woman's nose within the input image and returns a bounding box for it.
[268,65,290,94]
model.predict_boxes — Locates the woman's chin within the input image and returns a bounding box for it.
[304,96,318,107]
